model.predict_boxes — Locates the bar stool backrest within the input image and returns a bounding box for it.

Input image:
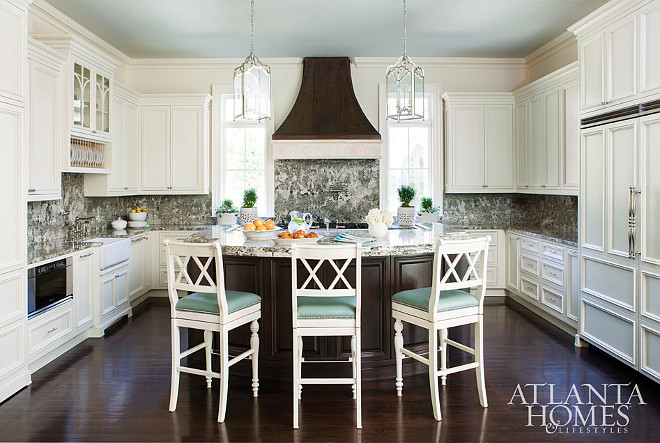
[164,240,228,319]
[429,236,491,319]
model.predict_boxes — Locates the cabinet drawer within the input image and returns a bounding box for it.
[520,276,539,300]
[29,307,73,355]
[520,254,540,276]
[541,261,565,288]
[471,230,499,245]
[541,287,564,314]
[520,236,540,253]
[487,244,498,266]
[541,242,565,263]
[581,298,636,366]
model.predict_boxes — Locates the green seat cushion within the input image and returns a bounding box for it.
[297,296,356,319]
[176,290,260,315]
[392,287,478,312]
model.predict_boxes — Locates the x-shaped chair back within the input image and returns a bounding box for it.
[291,243,362,328]
[429,236,491,318]
[164,240,228,319]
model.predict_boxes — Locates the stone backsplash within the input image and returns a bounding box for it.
[443,193,578,237]
[273,159,380,224]
[28,174,212,243]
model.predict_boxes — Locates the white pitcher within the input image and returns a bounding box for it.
[288,211,314,233]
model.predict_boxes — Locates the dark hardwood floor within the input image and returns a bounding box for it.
[1,297,658,442]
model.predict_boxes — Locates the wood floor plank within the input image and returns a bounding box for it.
[0,298,658,442]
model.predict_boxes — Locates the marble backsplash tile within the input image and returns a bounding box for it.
[274,159,379,224]
[443,193,578,237]
[28,174,212,243]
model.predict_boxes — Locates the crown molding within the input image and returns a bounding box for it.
[30,0,131,64]
[568,0,651,37]
[353,57,526,70]
[513,61,578,100]
[525,31,576,69]
[124,57,303,70]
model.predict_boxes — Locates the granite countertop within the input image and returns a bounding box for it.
[186,224,478,257]
[28,222,577,265]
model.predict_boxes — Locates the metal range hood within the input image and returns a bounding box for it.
[272,57,382,159]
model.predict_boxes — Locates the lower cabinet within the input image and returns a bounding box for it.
[91,261,130,337]
[466,229,505,293]
[154,231,191,289]
[129,234,150,301]
[506,231,578,330]
[0,268,29,402]
[28,303,73,358]
[74,250,94,330]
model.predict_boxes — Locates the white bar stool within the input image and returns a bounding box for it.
[391,236,490,421]
[291,243,362,429]
[164,240,261,422]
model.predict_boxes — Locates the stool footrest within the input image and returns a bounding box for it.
[228,348,255,367]
[401,347,430,365]
[438,362,479,377]
[180,342,207,359]
[179,366,220,379]
[444,338,475,355]
[300,377,356,385]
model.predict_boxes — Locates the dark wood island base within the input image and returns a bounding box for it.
[189,252,471,382]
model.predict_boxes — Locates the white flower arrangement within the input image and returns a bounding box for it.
[366,208,394,226]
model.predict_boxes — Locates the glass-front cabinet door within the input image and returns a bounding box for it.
[73,62,91,129]
[96,73,110,134]
[70,59,112,139]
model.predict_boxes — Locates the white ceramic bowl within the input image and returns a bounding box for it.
[111,219,127,230]
[128,212,147,221]
[241,227,281,241]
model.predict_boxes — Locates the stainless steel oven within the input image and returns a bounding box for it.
[27,257,73,318]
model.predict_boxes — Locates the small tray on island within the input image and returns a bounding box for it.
[274,230,322,245]
[240,226,282,241]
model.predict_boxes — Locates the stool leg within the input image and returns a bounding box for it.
[351,336,357,400]
[475,318,488,408]
[298,336,303,400]
[293,332,300,429]
[394,319,404,396]
[218,329,229,422]
[355,328,362,429]
[169,320,180,412]
[204,330,213,389]
[250,320,260,397]
[429,326,441,421]
[440,328,447,386]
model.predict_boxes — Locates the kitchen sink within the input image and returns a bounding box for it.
[84,237,130,271]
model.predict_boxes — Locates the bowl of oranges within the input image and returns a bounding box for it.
[240,218,281,240]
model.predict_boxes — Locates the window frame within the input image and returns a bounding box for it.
[378,83,443,213]
[211,84,274,216]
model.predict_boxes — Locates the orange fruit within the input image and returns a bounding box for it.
[253,218,264,227]
[256,226,266,231]
[264,220,275,230]
[244,223,256,231]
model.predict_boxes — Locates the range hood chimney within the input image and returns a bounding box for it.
[272,57,382,159]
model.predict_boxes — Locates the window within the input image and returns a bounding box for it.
[212,86,273,215]
[380,85,443,212]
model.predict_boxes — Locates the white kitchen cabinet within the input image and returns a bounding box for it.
[153,231,191,289]
[141,94,211,194]
[465,230,505,294]
[27,38,64,201]
[639,1,660,96]
[0,0,28,104]
[129,234,150,301]
[514,63,579,196]
[443,93,514,193]
[74,250,95,331]
[27,301,73,359]
[91,261,130,338]
[0,319,28,403]
[34,35,119,172]
[506,232,520,292]
[0,101,25,274]
[84,82,141,196]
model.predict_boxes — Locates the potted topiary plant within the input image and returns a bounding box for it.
[216,199,239,225]
[239,188,258,225]
[397,185,417,227]
[419,197,440,224]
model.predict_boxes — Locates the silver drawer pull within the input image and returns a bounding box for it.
[47,327,58,334]
[79,252,94,259]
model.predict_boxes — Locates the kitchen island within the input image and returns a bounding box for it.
[185,224,477,381]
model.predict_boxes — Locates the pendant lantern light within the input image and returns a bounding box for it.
[234,0,271,121]
[386,0,424,121]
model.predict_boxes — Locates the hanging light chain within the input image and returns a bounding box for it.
[250,0,255,55]
[403,0,407,56]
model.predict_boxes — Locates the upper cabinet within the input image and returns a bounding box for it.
[514,63,579,196]
[33,35,118,173]
[141,94,211,194]
[443,93,514,193]
[27,38,65,201]
[0,0,28,105]
[570,0,660,117]
[84,82,141,196]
